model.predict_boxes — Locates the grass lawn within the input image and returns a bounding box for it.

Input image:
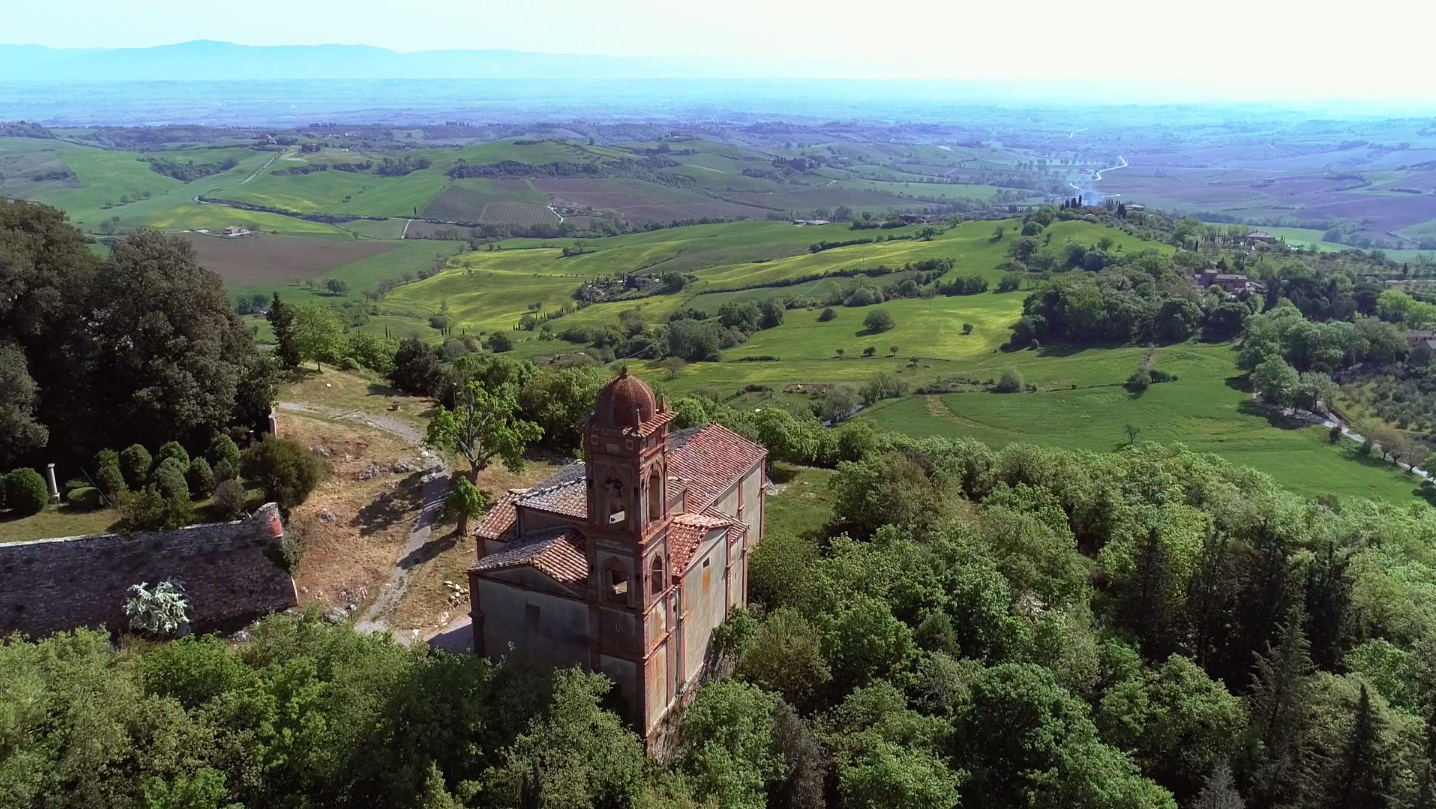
[764,465,837,539]
[0,506,121,544]
[861,344,1424,504]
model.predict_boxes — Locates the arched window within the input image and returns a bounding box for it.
[647,469,662,522]
[650,555,665,594]
[606,563,629,603]
[607,479,627,525]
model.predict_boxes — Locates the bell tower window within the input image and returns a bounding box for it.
[606,563,630,603]
[648,469,662,522]
[650,555,665,594]
[607,479,627,525]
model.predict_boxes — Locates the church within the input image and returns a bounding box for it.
[467,370,768,740]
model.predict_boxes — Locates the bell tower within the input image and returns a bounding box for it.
[582,369,675,542]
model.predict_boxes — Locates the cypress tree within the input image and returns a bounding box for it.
[1331,684,1389,809]
[1247,605,1314,805]
[268,292,300,369]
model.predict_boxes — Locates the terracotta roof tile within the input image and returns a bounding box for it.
[667,424,766,512]
[669,513,731,577]
[668,522,704,578]
[516,463,588,519]
[472,526,588,587]
[476,492,521,542]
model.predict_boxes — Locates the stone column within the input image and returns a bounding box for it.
[45,463,60,502]
[268,406,279,436]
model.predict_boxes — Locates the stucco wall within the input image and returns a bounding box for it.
[682,533,729,683]
[740,468,764,548]
[601,654,639,725]
[0,504,296,639]
[477,578,590,669]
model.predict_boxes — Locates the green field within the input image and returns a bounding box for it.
[860,344,1422,503]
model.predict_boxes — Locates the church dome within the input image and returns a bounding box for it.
[590,369,657,430]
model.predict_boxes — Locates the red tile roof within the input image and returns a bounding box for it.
[667,424,766,512]
[668,512,734,577]
[472,526,588,587]
[476,492,521,542]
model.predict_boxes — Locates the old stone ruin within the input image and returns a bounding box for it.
[0,503,299,639]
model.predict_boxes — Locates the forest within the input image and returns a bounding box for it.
[8,427,1436,808]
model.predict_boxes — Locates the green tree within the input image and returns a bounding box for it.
[289,303,346,371]
[208,433,241,472]
[426,374,541,535]
[493,669,646,809]
[1329,684,1390,809]
[518,365,606,452]
[446,475,486,533]
[268,292,300,369]
[92,231,254,449]
[1252,357,1301,407]
[863,309,895,333]
[390,336,443,396]
[241,435,328,511]
[0,342,47,464]
[677,680,782,809]
[1247,608,1315,805]
[1192,762,1245,809]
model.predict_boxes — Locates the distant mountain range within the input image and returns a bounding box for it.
[0,40,865,82]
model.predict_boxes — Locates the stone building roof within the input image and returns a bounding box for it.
[514,462,588,519]
[476,492,522,542]
[472,526,588,587]
[0,503,297,638]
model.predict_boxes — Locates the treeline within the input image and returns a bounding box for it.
[146,156,239,181]
[0,200,273,474]
[445,156,691,186]
[375,154,431,176]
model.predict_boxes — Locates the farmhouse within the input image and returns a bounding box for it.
[1242,231,1278,245]
[1406,329,1436,349]
[221,225,252,238]
[468,371,767,743]
[792,218,830,226]
[1195,270,1267,295]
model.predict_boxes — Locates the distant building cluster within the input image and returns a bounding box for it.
[1195,269,1267,295]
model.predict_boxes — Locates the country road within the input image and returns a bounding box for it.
[192,148,286,205]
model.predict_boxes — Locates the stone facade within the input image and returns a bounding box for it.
[0,503,297,638]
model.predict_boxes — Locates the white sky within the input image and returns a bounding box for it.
[3,0,1432,101]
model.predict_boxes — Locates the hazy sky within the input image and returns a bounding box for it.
[4,0,1432,100]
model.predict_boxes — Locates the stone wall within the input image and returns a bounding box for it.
[0,504,298,639]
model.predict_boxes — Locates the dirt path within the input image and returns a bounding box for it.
[277,400,423,445]
[279,399,449,640]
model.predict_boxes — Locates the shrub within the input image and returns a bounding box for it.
[155,462,190,502]
[962,323,974,335]
[209,433,242,471]
[118,485,190,531]
[488,332,514,352]
[1127,368,1152,392]
[95,449,127,498]
[157,441,189,468]
[187,457,216,498]
[124,580,189,636]
[390,337,444,395]
[213,458,238,483]
[863,309,896,333]
[66,486,103,511]
[863,346,877,357]
[120,444,153,488]
[4,468,49,516]
[214,479,249,520]
[995,368,1025,393]
[818,308,836,322]
[242,435,328,510]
